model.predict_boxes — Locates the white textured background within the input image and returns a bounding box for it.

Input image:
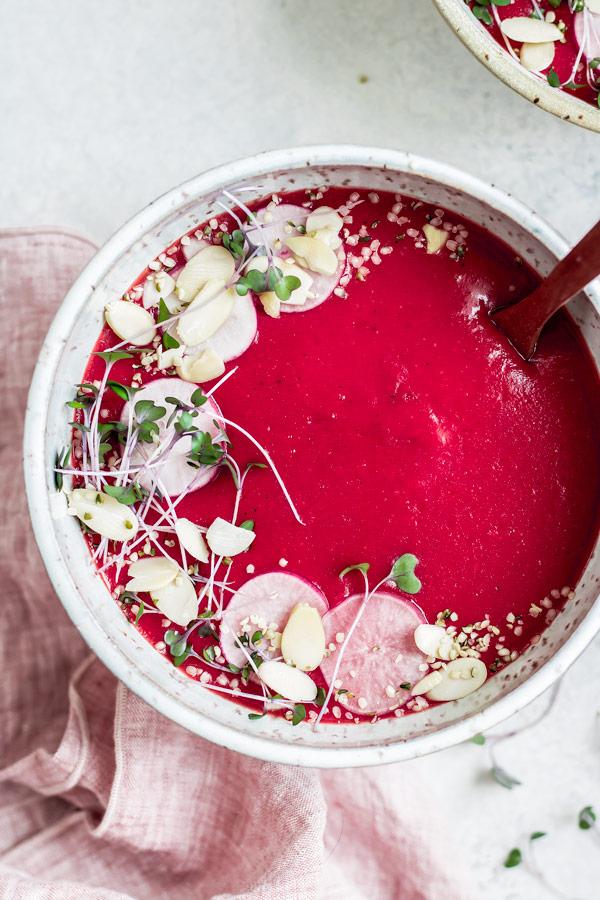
[2,1,599,897]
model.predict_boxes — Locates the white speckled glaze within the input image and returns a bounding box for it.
[23,146,600,767]
[433,0,600,133]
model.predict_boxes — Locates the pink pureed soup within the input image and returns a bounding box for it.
[59,186,600,728]
[466,0,600,110]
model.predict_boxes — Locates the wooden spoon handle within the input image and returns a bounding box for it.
[491,219,600,360]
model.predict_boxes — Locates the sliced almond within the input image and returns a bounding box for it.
[500,16,562,44]
[423,224,449,255]
[175,517,209,563]
[258,659,318,703]
[306,206,344,249]
[67,488,139,542]
[157,345,184,371]
[260,293,281,318]
[281,603,326,672]
[285,235,338,277]
[519,40,555,72]
[104,300,156,346]
[425,658,487,702]
[414,623,455,661]
[175,245,235,302]
[411,671,444,696]
[206,517,256,557]
[176,347,225,383]
[176,280,235,346]
[126,556,179,592]
[143,271,176,309]
[151,571,198,627]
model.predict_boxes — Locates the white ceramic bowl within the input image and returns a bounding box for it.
[433,0,600,133]
[24,146,600,767]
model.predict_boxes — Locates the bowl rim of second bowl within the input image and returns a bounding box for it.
[23,144,600,767]
[432,0,600,134]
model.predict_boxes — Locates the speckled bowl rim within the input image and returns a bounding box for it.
[23,145,600,767]
[433,0,600,133]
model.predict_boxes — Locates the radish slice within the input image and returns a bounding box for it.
[220,572,328,669]
[319,591,427,716]
[184,293,257,363]
[121,377,224,497]
[245,203,309,253]
[280,247,346,314]
[575,11,600,60]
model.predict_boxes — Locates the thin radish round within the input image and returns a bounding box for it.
[121,377,224,497]
[319,591,427,716]
[575,11,600,59]
[280,246,346,314]
[245,203,309,253]
[184,293,257,363]
[220,572,328,669]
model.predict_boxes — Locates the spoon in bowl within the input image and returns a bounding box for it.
[490,219,600,361]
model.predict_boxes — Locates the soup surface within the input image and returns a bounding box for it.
[61,185,600,727]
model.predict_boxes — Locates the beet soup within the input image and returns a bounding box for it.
[466,0,600,110]
[56,185,600,727]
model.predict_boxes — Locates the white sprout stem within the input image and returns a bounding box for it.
[566,9,588,85]
[313,572,391,729]
[530,0,543,19]
[491,4,521,63]
[210,412,304,525]
[197,680,290,707]
[232,634,270,703]
[221,189,274,263]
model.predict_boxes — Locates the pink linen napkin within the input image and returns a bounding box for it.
[0,229,471,900]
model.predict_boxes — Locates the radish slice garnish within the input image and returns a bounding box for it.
[184,293,257,363]
[575,10,600,60]
[319,591,426,716]
[245,203,308,253]
[220,572,328,669]
[121,377,224,497]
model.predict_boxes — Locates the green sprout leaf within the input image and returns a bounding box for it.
[472,5,493,25]
[107,380,138,402]
[547,68,561,88]
[103,483,144,505]
[239,519,255,531]
[222,229,246,259]
[54,447,71,491]
[530,831,546,841]
[315,686,326,707]
[134,601,145,624]
[191,388,208,407]
[339,562,370,579]
[503,848,522,868]
[578,806,596,830]
[248,712,265,720]
[292,703,306,726]
[94,350,133,364]
[390,554,422,594]
[470,733,486,746]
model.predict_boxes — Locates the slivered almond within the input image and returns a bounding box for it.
[67,489,139,542]
[143,271,176,309]
[258,659,318,702]
[175,518,209,563]
[206,517,256,556]
[306,206,344,250]
[281,603,326,672]
[411,671,443,696]
[519,40,555,72]
[126,556,179,592]
[285,235,338,276]
[176,347,225,383]
[104,300,156,346]
[500,16,562,44]
[175,245,235,302]
[176,279,235,346]
[414,623,454,661]
[425,658,487,701]
[423,224,449,255]
[151,571,198,627]
[260,293,281,318]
